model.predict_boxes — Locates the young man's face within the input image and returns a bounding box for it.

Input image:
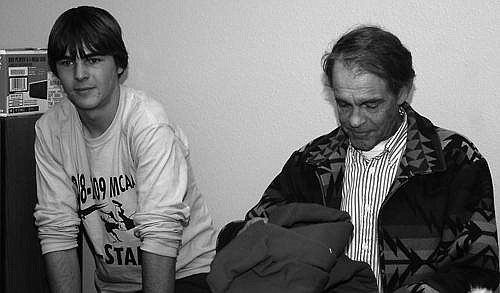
[331,61,406,151]
[56,46,123,115]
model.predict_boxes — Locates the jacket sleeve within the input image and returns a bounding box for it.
[406,158,499,292]
[33,121,81,254]
[245,150,323,219]
[216,153,299,251]
[244,152,298,220]
[217,150,322,250]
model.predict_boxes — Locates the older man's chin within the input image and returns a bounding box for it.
[349,140,376,152]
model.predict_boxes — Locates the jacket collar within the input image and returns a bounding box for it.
[304,103,447,177]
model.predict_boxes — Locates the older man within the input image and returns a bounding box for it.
[220,25,499,292]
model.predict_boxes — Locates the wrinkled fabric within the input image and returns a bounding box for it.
[209,203,378,293]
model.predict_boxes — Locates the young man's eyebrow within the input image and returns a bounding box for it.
[79,52,102,59]
[61,52,102,59]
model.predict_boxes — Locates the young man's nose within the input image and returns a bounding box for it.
[74,61,89,80]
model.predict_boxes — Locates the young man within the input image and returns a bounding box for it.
[34,6,216,293]
[217,26,499,292]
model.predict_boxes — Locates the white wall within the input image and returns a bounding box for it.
[2,0,500,291]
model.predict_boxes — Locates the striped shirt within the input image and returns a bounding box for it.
[341,111,407,291]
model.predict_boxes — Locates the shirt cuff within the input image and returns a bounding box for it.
[38,225,80,255]
[140,237,181,258]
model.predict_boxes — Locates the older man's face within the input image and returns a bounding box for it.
[331,61,406,151]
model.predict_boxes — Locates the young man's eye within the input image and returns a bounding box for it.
[57,59,74,66]
[86,57,102,64]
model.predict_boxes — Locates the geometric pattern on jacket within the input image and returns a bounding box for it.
[245,103,499,292]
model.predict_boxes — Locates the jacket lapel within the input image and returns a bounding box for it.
[305,129,349,208]
[303,103,447,209]
[386,103,447,200]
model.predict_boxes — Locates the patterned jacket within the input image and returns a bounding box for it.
[244,103,499,292]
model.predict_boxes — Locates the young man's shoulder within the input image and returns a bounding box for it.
[121,86,172,126]
[36,98,76,134]
[120,86,188,146]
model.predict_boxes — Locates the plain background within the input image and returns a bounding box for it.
[2,1,499,292]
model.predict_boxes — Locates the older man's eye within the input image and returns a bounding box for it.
[364,103,378,109]
[336,101,349,108]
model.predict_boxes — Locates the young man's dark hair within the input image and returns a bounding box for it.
[322,25,415,97]
[47,6,128,77]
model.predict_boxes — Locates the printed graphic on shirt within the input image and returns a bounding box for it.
[72,172,142,266]
[79,202,107,219]
[104,243,142,266]
[71,173,136,204]
[100,200,136,242]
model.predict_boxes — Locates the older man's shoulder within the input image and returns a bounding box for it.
[435,126,484,162]
[298,127,344,153]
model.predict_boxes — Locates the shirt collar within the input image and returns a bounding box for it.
[386,109,408,165]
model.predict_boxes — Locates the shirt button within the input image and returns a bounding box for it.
[362,243,369,250]
[368,167,375,174]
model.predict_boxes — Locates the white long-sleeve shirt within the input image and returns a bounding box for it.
[34,86,216,292]
[341,111,407,291]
